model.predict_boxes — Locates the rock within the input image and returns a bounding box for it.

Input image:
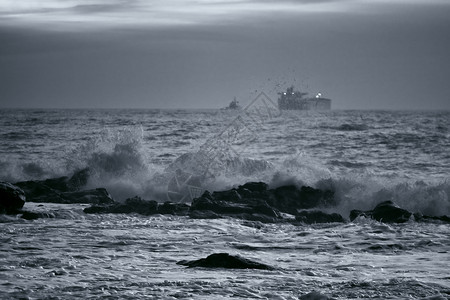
[189,210,222,219]
[16,169,90,198]
[0,181,26,213]
[14,169,90,203]
[84,197,189,216]
[84,197,158,215]
[239,182,268,192]
[350,201,450,224]
[372,201,412,223]
[190,190,282,223]
[295,210,345,224]
[350,201,412,223]
[268,185,335,215]
[157,202,190,215]
[189,182,335,223]
[59,188,115,205]
[177,253,274,270]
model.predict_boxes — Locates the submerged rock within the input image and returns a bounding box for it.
[0,181,26,213]
[350,200,450,224]
[177,253,274,270]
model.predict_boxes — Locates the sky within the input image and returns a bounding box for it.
[0,0,449,110]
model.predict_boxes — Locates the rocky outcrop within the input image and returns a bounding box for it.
[14,168,91,203]
[82,181,342,223]
[189,189,282,223]
[0,181,26,213]
[189,182,337,222]
[350,200,450,223]
[177,253,274,270]
[14,169,114,205]
[84,196,189,216]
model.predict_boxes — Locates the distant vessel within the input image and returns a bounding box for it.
[278,86,331,110]
[223,97,241,110]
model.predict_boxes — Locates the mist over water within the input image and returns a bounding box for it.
[1,108,448,216]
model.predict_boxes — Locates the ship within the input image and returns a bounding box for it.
[222,97,241,110]
[278,86,331,110]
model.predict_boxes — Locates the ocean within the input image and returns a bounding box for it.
[0,107,449,299]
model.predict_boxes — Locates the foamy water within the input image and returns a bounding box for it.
[1,108,449,299]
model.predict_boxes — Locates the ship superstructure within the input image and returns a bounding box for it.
[278,86,331,110]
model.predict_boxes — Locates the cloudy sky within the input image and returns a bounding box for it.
[1,0,449,109]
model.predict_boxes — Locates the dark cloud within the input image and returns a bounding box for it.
[0,1,449,109]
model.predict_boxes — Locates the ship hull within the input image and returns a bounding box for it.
[278,97,331,110]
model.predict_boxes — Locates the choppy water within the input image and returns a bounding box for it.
[1,108,449,299]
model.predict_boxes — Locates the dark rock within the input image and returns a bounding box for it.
[0,181,26,213]
[177,253,274,270]
[15,172,113,205]
[189,182,336,223]
[59,188,115,205]
[349,209,366,221]
[295,210,345,224]
[14,169,92,203]
[84,197,189,216]
[84,197,158,215]
[350,201,412,223]
[189,210,222,219]
[372,201,412,223]
[157,202,190,215]
[239,182,268,192]
[269,185,335,214]
[190,189,282,222]
[211,189,242,202]
[350,201,450,224]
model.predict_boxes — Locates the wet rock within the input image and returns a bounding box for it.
[14,169,95,203]
[351,201,450,224]
[59,188,114,205]
[84,197,189,216]
[295,210,345,224]
[157,202,190,216]
[270,185,335,214]
[189,182,335,222]
[177,253,274,270]
[84,197,158,215]
[190,190,282,223]
[0,181,26,213]
[15,169,89,197]
[188,210,222,219]
[350,201,412,223]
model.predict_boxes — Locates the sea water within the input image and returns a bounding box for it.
[0,108,449,299]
